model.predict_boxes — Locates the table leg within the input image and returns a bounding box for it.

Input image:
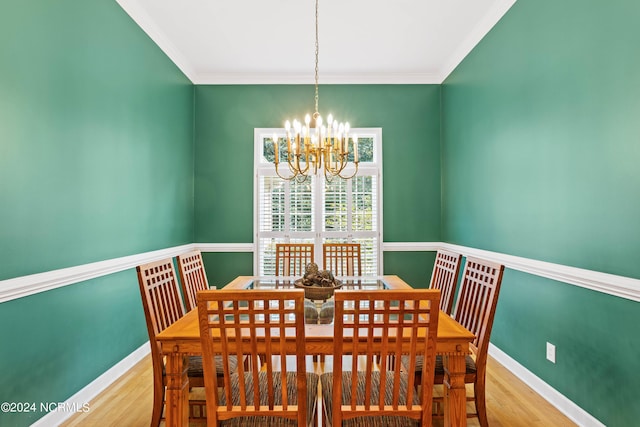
[443,353,467,427]
[164,351,189,427]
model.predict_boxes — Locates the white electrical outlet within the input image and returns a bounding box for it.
[546,342,556,363]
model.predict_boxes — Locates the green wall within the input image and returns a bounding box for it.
[2,0,637,425]
[0,1,194,425]
[194,85,442,286]
[441,0,640,425]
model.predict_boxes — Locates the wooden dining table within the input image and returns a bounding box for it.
[156,275,475,427]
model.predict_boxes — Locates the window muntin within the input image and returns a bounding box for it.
[255,128,382,277]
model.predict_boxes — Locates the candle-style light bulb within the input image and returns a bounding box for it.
[282,109,356,178]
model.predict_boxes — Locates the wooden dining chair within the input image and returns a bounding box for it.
[177,249,210,312]
[275,243,314,276]
[418,256,504,427]
[317,242,362,362]
[322,242,361,276]
[197,289,319,427]
[136,259,206,426]
[321,289,441,427]
[429,249,463,314]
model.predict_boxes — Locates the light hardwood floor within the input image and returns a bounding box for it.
[62,354,576,427]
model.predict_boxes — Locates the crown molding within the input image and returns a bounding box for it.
[439,0,517,82]
[117,0,516,86]
[115,0,197,83]
[192,72,443,85]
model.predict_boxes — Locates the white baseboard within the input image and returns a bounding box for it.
[488,343,606,427]
[30,342,150,427]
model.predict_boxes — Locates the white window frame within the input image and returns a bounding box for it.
[253,128,383,276]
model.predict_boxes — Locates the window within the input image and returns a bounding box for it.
[254,128,383,276]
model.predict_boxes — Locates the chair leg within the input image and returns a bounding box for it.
[474,380,489,427]
[151,379,164,427]
[313,404,319,427]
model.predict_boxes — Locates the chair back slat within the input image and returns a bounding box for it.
[137,259,185,337]
[323,243,362,276]
[275,243,314,276]
[429,250,462,314]
[197,289,311,426]
[177,250,210,312]
[331,289,440,426]
[137,259,209,425]
[136,259,186,423]
[453,257,504,360]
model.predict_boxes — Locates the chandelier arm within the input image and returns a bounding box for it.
[301,158,312,175]
[314,148,322,174]
[286,152,296,172]
[325,151,346,175]
[295,174,311,184]
[308,152,315,175]
[338,153,347,171]
[295,153,312,176]
[275,162,298,181]
[286,157,298,175]
[340,152,350,171]
[336,162,360,180]
[287,152,305,176]
[286,152,295,169]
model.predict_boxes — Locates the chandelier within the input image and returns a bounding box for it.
[273,0,358,181]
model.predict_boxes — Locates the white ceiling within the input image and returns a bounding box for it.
[116,0,516,85]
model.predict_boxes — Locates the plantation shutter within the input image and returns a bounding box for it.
[255,129,382,276]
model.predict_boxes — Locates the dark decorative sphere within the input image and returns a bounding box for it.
[305,262,319,275]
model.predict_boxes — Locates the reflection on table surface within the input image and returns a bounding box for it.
[240,277,392,324]
[246,276,389,290]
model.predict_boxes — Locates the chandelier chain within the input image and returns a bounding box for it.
[314,0,319,115]
[275,0,359,182]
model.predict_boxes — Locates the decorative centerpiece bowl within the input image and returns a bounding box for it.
[294,262,342,301]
